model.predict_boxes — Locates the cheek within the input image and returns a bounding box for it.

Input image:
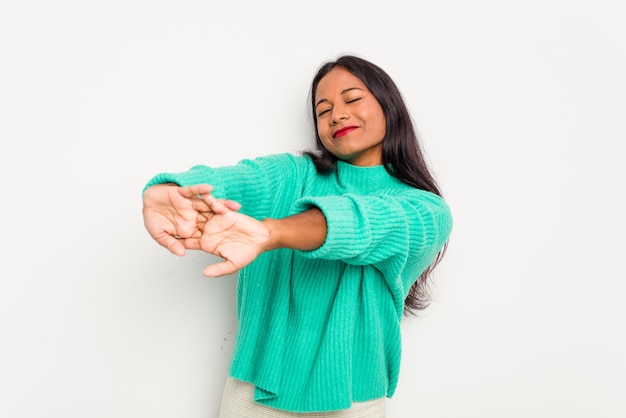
[316,122,329,141]
[364,112,385,137]
[317,132,334,151]
[373,111,386,137]
[319,136,332,150]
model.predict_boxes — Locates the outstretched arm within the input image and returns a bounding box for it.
[142,183,241,256]
[184,193,327,277]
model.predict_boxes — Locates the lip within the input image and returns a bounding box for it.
[333,126,358,138]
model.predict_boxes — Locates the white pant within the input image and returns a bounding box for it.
[219,377,386,417]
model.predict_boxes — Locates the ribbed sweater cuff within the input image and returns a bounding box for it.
[142,165,228,197]
[290,195,407,261]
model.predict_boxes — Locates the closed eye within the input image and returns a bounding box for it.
[317,98,362,117]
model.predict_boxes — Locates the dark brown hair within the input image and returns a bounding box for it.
[304,54,448,315]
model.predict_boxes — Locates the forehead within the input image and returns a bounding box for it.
[315,67,368,100]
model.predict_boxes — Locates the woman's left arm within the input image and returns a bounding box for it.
[289,190,453,294]
[183,192,327,277]
[142,183,241,256]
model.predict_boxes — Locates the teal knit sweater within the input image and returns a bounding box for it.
[144,153,453,413]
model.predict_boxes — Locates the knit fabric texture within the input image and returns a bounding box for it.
[144,153,453,413]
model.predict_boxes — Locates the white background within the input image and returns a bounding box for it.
[1,0,625,417]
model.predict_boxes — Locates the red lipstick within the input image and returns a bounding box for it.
[333,126,357,138]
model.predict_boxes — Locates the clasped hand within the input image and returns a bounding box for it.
[142,184,270,277]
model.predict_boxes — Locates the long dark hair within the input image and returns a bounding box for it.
[303,54,448,315]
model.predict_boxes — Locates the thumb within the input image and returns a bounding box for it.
[203,260,238,277]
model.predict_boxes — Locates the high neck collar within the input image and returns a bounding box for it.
[335,160,404,191]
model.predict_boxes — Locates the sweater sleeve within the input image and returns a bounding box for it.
[291,189,452,301]
[142,153,307,220]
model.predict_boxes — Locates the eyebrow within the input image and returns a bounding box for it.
[315,87,364,108]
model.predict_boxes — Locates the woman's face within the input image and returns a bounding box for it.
[315,67,386,166]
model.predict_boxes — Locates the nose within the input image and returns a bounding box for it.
[330,107,349,125]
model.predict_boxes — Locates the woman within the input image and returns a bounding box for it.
[142,55,453,417]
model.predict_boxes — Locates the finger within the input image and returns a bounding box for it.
[157,233,186,256]
[192,199,211,213]
[181,237,202,250]
[196,212,208,223]
[188,226,204,238]
[202,193,231,215]
[179,184,214,198]
[220,199,242,211]
[203,260,239,278]
[195,200,238,214]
